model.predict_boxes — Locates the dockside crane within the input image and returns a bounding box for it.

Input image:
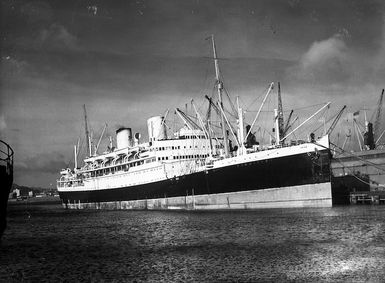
[373,89,384,144]
[362,89,384,149]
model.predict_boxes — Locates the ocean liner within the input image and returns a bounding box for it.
[58,37,333,210]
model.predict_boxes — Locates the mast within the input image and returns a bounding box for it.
[274,109,280,145]
[237,96,245,155]
[210,35,229,157]
[277,82,284,142]
[74,145,78,169]
[83,104,91,157]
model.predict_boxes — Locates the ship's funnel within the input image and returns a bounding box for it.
[134,132,141,146]
[147,116,167,142]
[116,127,133,149]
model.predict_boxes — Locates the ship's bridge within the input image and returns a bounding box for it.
[149,127,222,162]
[177,127,206,139]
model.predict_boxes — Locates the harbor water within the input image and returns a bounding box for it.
[1,202,385,282]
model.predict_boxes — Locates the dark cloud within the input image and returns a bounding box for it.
[15,152,68,174]
[20,1,54,24]
[0,56,30,76]
[36,23,78,50]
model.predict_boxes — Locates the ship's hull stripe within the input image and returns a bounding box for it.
[63,182,333,210]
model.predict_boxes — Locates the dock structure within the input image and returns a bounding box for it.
[331,148,385,205]
[350,191,385,205]
[331,149,385,190]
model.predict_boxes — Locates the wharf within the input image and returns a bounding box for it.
[350,191,385,205]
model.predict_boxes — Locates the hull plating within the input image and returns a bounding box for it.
[63,182,332,210]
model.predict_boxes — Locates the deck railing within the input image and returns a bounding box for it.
[0,140,14,175]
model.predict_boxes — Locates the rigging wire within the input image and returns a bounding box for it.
[331,142,385,172]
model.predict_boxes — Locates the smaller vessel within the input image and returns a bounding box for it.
[331,89,385,192]
[0,140,14,239]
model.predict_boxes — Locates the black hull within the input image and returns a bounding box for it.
[60,149,331,204]
[0,140,13,239]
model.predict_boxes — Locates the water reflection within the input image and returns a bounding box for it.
[1,204,385,281]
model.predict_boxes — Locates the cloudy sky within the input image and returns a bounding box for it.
[1,0,385,187]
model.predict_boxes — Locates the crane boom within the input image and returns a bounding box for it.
[83,104,91,157]
[95,123,107,155]
[283,110,294,137]
[373,89,384,138]
[326,105,346,135]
